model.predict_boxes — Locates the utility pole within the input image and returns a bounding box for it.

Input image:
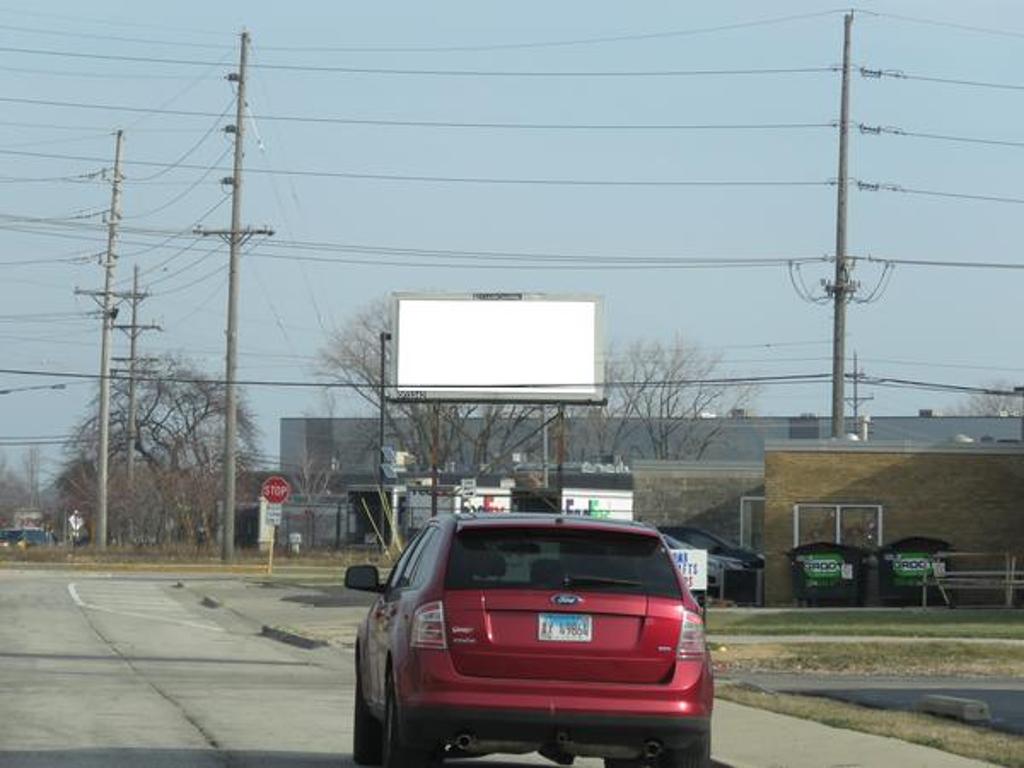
[93,129,124,550]
[113,264,160,487]
[196,30,272,561]
[844,351,874,423]
[829,12,855,438]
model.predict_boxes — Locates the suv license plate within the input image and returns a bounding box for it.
[538,613,592,642]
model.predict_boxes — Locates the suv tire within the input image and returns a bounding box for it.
[661,733,711,768]
[382,671,435,768]
[352,652,382,765]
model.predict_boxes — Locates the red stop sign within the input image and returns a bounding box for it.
[261,476,291,505]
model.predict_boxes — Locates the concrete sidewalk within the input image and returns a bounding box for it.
[190,578,1000,768]
[711,699,998,768]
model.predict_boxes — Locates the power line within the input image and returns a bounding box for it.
[854,254,1024,270]
[0,47,837,77]
[856,180,1024,206]
[0,365,833,389]
[0,365,1011,397]
[862,67,1024,93]
[0,6,227,38]
[0,8,845,52]
[259,10,847,53]
[264,238,829,264]
[130,100,233,182]
[861,10,1024,41]
[248,251,825,271]
[0,149,832,187]
[0,95,835,132]
[125,156,231,220]
[0,63,204,80]
[0,21,231,49]
[859,123,1024,151]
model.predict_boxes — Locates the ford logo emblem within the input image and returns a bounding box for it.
[551,594,583,606]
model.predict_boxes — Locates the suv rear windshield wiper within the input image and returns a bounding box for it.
[562,575,642,589]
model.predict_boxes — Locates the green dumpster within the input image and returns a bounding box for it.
[789,542,867,607]
[878,536,951,606]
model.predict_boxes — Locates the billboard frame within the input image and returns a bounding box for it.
[390,292,605,405]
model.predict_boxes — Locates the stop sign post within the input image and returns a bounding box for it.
[261,476,291,576]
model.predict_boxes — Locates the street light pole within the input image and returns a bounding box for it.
[378,331,392,489]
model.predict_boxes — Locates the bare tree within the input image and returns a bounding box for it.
[0,452,31,527]
[953,381,1023,417]
[57,356,260,545]
[574,335,754,461]
[317,298,542,473]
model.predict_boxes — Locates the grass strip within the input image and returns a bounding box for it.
[713,641,1024,678]
[707,609,1024,640]
[717,682,1024,767]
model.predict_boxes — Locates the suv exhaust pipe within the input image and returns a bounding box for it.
[643,739,664,758]
[454,732,475,751]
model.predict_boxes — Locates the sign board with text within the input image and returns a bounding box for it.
[670,549,708,592]
[261,476,291,505]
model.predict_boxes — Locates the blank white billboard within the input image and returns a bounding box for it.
[393,293,603,403]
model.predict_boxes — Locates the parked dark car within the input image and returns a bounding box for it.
[346,513,714,767]
[658,526,763,569]
[659,526,763,604]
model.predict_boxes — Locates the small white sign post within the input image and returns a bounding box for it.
[68,511,84,545]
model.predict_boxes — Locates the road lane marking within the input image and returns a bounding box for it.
[68,582,224,633]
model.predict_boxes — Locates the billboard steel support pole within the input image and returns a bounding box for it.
[430,403,440,518]
[556,403,566,511]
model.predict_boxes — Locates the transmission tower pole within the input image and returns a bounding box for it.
[829,12,854,438]
[196,30,272,561]
[844,351,874,422]
[113,264,160,488]
[95,129,125,550]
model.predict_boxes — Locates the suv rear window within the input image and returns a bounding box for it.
[446,527,682,599]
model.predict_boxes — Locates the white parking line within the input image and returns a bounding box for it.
[68,582,224,633]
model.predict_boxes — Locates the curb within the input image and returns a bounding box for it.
[260,624,328,650]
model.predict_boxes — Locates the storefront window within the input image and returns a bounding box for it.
[793,504,883,547]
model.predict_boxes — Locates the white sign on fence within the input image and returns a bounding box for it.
[670,549,708,592]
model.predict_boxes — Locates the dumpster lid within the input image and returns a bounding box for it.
[789,541,867,557]
[880,536,951,553]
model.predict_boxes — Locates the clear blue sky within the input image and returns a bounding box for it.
[2,1,1024,477]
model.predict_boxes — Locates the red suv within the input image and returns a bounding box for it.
[345,514,713,768]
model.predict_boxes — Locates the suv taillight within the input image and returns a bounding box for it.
[677,609,706,660]
[411,600,447,650]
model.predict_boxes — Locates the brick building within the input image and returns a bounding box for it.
[763,441,1024,604]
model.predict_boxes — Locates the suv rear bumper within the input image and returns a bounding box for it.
[403,704,709,754]
[397,652,713,755]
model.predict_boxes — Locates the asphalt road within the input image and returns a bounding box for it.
[0,570,611,768]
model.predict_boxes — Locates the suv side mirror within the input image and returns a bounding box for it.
[345,564,383,593]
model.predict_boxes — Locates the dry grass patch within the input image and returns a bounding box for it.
[707,609,1024,640]
[717,682,1024,767]
[712,641,1024,678]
